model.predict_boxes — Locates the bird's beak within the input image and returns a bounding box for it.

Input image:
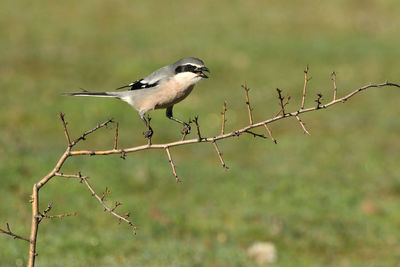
[196,66,210,78]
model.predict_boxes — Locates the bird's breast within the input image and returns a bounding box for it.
[153,74,200,109]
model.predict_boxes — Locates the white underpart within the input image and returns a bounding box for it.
[119,72,203,114]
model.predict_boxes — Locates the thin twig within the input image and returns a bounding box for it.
[101,187,111,202]
[212,141,228,169]
[245,130,267,139]
[263,124,277,144]
[0,223,30,242]
[275,88,291,116]
[242,83,254,124]
[165,147,180,182]
[315,93,323,109]
[295,115,310,135]
[57,113,71,146]
[71,119,114,146]
[331,71,338,100]
[301,65,311,109]
[193,116,202,141]
[114,122,119,150]
[39,212,77,220]
[55,172,89,180]
[111,202,122,212]
[221,101,227,135]
[80,177,136,234]
[275,90,291,117]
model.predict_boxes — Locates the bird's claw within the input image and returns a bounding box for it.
[143,129,153,139]
[182,123,191,135]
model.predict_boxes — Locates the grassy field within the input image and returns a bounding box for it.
[1,0,400,266]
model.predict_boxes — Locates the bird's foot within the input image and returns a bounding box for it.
[182,123,191,135]
[143,129,153,139]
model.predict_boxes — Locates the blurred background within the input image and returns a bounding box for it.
[1,0,400,266]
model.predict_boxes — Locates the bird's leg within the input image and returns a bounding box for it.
[141,114,153,139]
[166,106,191,134]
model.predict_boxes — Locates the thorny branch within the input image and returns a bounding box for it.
[166,147,180,182]
[0,223,30,242]
[2,67,400,266]
[80,177,136,232]
[275,88,291,116]
[37,203,77,221]
[331,71,338,100]
[212,141,228,169]
[242,83,254,124]
[301,65,311,109]
[114,122,119,150]
[221,101,227,135]
[193,116,203,141]
[263,124,277,144]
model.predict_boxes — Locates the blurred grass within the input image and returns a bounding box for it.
[1,0,400,266]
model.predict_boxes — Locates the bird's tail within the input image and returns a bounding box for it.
[63,91,120,98]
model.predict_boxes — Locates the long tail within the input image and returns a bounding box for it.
[63,91,120,98]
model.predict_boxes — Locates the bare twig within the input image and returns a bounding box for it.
[315,93,323,109]
[193,116,203,141]
[331,71,337,100]
[245,130,267,139]
[114,122,119,150]
[212,141,228,169]
[38,204,77,221]
[221,101,227,135]
[80,177,136,233]
[242,83,254,124]
[0,223,30,242]
[101,187,112,202]
[301,65,311,109]
[71,119,114,146]
[57,113,71,146]
[295,115,310,135]
[40,213,77,220]
[55,172,89,180]
[263,124,277,144]
[275,89,291,117]
[165,147,180,182]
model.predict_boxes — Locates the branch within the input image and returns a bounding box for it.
[80,177,136,234]
[193,116,203,141]
[263,124,277,144]
[242,83,254,124]
[221,101,227,135]
[114,122,119,150]
[275,88,290,116]
[65,83,390,159]
[295,115,310,135]
[64,82,399,159]
[0,223,30,242]
[301,65,311,109]
[71,119,114,146]
[331,71,338,100]
[165,147,180,182]
[212,141,228,169]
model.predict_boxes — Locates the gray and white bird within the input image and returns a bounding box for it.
[65,57,210,137]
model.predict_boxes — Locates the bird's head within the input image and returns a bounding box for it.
[173,57,210,79]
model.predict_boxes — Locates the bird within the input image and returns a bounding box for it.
[65,57,210,138]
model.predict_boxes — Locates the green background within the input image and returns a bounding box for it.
[1,0,400,266]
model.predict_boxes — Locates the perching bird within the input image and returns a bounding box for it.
[65,57,210,138]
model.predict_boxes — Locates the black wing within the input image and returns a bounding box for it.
[115,79,159,91]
